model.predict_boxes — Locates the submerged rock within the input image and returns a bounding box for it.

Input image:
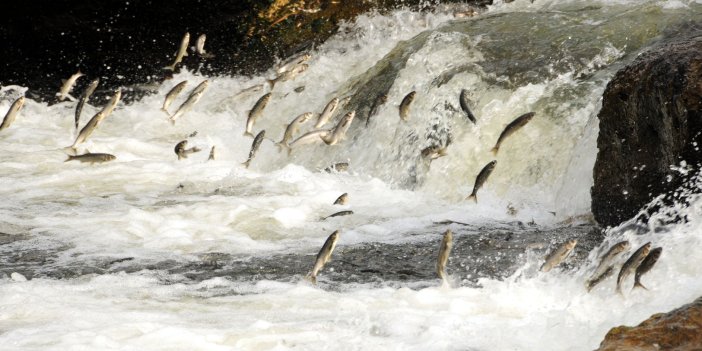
[596,296,702,351]
[591,33,702,227]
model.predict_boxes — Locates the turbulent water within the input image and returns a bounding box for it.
[2,1,702,350]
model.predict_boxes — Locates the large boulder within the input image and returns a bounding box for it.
[591,34,702,227]
[596,296,702,351]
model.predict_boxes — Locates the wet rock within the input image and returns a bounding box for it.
[591,33,702,227]
[596,296,702,351]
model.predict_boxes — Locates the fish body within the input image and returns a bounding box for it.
[322,111,355,145]
[269,64,308,89]
[586,266,614,292]
[174,140,202,160]
[616,242,651,294]
[162,80,188,114]
[366,94,387,127]
[589,241,630,281]
[242,130,265,168]
[399,91,416,121]
[459,89,476,124]
[170,84,207,123]
[58,71,84,101]
[333,193,348,205]
[466,160,497,203]
[245,93,272,137]
[437,229,454,286]
[277,112,313,150]
[75,78,99,130]
[65,152,116,164]
[491,112,535,155]
[71,89,121,148]
[421,145,448,161]
[164,32,190,71]
[324,162,349,173]
[307,230,340,284]
[276,53,311,75]
[540,239,577,272]
[208,146,216,161]
[288,129,331,155]
[195,34,214,58]
[0,97,26,131]
[323,210,353,220]
[189,80,209,96]
[633,247,662,290]
[315,97,339,128]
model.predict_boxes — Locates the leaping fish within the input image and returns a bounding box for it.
[322,111,355,145]
[491,112,535,155]
[399,91,416,121]
[540,239,577,272]
[616,242,651,295]
[195,34,214,58]
[164,32,190,71]
[75,78,99,130]
[70,89,121,149]
[162,80,188,114]
[315,97,339,129]
[306,230,340,285]
[245,93,272,137]
[0,97,26,131]
[169,81,208,123]
[437,229,454,287]
[465,160,497,203]
[58,71,84,101]
[277,112,313,151]
[242,130,266,168]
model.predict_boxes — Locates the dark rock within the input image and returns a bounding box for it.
[596,296,702,351]
[591,33,702,227]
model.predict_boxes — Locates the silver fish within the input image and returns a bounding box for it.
[65,152,116,164]
[323,210,353,220]
[245,93,272,137]
[208,146,216,161]
[459,89,476,124]
[588,240,630,285]
[322,111,355,145]
[633,247,662,290]
[277,112,313,151]
[540,239,577,272]
[306,230,340,284]
[323,162,349,173]
[189,80,209,96]
[195,34,214,58]
[288,129,331,155]
[162,80,188,114]
[0,97,26,131]
[315,97,339,128]
[586,266,614,292]
[333,193,348,205]
[466,160,497,203]
[71,89,121,148]
[58,71,84,101]
[437,229,454,286]
[491,112,535,155]
[268,64,308,89]
[399,91,416,121]
[421,145,448,161]
[164,32,190,71]
[75,78,99,130]
[169,82,208,123]
[242,130,265,168]
[174,140,202,160]
[276,53,311,75]
[616,242,651,294]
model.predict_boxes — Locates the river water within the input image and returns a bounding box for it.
[1,1,702,350]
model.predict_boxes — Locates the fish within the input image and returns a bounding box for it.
[164,32,190,71]
[431,63,476,87]
[234,84,264,98]
[71,89,121,148]
[421,145,448,161]
[0,97,26,131]
[169,82,208,123]
[195,34,214,58]
[314,97,339,128]
[616,242,651,294]
[161,80,188,114]
[323,210,353,220]
[366,94,387,127]
[288,129,331,155]
[465,160,497,203]
[75,78,99,130]
[586,266,614,292]
[399,91,416,121]
[174,140,202,160]
[268,64,308,89]
[491,112,535,155]
[633,247,662,290]
[459,89,476,124]
[333,193,348,205]
[306,230,340,284]
[189,80,209,96]
[540,239,578,272]
[588,240,630,284]
[324,162,349,173]
[322,111,355,145]
[245,93,272,137]
[242,130,265,168]
[277,112,313,151]
[437,229,454,286]
[276,53,311,75]
[57,71,84,101]
[65,152,116,164]
[208,146,216,161]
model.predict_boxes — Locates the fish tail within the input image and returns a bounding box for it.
[243,131,254,138]
[304,273,317,285]
[615,283,623,296]
[490,146,499,155]
[163,65,175,71]
[242,159,251,169]
[64,155,75,162]
[267,79,276,89]
[275,142,289,153]
[466,193,477,203]
[633,280,648,290]
[161,107,170,115]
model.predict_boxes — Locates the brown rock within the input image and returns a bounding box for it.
[596,296,702,351]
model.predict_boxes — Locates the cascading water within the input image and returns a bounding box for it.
[1,1,702,350]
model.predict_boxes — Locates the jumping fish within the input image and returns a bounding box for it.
[162,80,188,114]
[245,93,272,137]
[315,97,339,128]
[268,64,308,89]
[58,71,84,101]
[170,81,208,123]
[333,193,348,205]
[323,210,353,220]
[322,111,355,145]
[277,112,313,151]
[65,152,116,164]
[399,91,416,121]
[585,240,630,291]
[276,53,311,75]
[242,130,265,168]
[306,230,340,284]
[540,239,577,272]
[164,32,190,71]
[0,96,26,131]
[366,94,387,127]
[586,266,614,292]
[208,146,216,161]
[75,78,99,130]
[616,242,651,295]
[324,162,349,173]
[288,129,331,155]
[491,112,535,155]
[459,89,476,124]
[633,247,662,290]
[437,229,453,286]
[71,89,121,148]
[174,140,202,160]
[465,160,497,203]
[421,145,448,161]
[195,34,214,58]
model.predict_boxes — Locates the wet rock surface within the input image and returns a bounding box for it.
[596,296,702,351]
[592,32,702,227]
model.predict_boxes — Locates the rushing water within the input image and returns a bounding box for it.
[2,1,702,350]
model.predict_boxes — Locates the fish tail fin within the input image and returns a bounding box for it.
[585,280,593,293]
[438,148,448,157]
[490,146,499,156]
[161,107,170,115]
[243,131,254,138]
[276,142,289,153]
[64,155,75,162]
[616,283,623,296]
[304,273,317,285]
[163,65,175,71]
[633,281,648,290]
[242,159,251,169]
[63,146,78,155]
[267,79,276,89]
[466,193,477,203]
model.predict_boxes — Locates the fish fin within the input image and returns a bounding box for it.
[62,146,78,155]
[242,159,251,168]
[64,155,75,162]
[490,146,499,155]
[163,65,175,71]
[615,283,623,296]
[304,274,317,285]
[275,142,289,153]
[466,194,477,203]
[267,79,276,89]
[633,281,648,290]
[161,107,170,115]
[243,131,254,138]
